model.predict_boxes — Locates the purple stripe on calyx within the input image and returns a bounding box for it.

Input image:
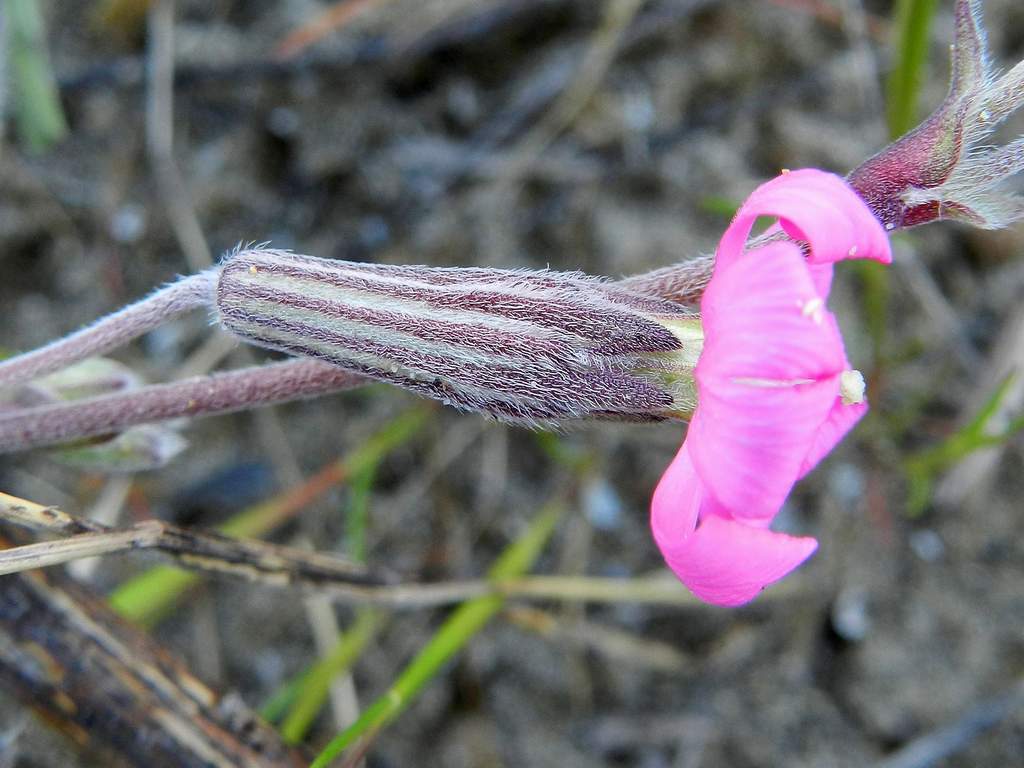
[223,311,673,413]
[215,248,696,424]
[219,251,686,355]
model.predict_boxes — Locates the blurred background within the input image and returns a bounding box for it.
[1,0,1023,765]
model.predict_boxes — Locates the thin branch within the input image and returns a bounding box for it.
[0,491,381,585]
[0,491,98,534]
[0,492,796,610]
[0,526,166,574]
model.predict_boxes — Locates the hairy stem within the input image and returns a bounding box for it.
[0,357,364,453]
[614,254,714,306]
[0,270,218,389]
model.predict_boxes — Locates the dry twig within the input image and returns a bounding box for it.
[0,551,309,767]
[0,491,380,588]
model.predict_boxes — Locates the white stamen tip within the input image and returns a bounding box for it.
[847,246,858,257]
[840,369,866,405]
[800,297,825,324]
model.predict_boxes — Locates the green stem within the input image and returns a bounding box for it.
[281,608,383,744]
[309,502,563,768]
[887,0,939,139]
[6,0,68,152]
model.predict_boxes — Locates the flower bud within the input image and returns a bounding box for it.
[849,0,1024,231]
[216,248,703,425]
[0,358,190,471]
[53,425,188,473]
[1,358,142,409]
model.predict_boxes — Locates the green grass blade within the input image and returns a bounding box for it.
[108,407,429,626]
[6,0,68,152]
[856,257,891,374]
[904,374,1023,515]
[280,608,382,744]
[698,195,740,218]
[863,0,938,393]
[261,670,309,725]
[278,458,383,742]
[886,0,939,139]
[309,502,563,768]
[343,461,376,565]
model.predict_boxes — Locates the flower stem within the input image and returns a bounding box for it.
[0,271,218,389]
[0,358,364,453]
[615,255,714,306]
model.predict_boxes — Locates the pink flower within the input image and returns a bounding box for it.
[651,169,891,606]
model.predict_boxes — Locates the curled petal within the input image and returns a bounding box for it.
[650,443,815,607]
[688,376,840,524]
[798,398,868,480]
[650,442,702,547]
[656,513,818,607]
[717,169,892,275]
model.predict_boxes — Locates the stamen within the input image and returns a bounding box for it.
[840,369,866,405]
[800,297,825,324]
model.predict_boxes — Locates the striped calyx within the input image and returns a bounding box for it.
[216,248,702,425]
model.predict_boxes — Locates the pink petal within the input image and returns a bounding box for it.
[798,397,868,480]
[648,168,892,608]
[794,311,865,478]
[688,376,840,523]
[717,170,892,275]
[807,262,834,299]
[656,514,818,607]
[694,240,854,521]
[650,441,702,549]
[701,241,848,382]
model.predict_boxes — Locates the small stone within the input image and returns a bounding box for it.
[832,587,871,642]
[267,106,301,139]
[108,204,147,244]
[583,477,624,531]
[909,529,945,562]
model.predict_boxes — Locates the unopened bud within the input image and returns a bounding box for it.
[849,0,1024,231]
[216,248,703,425]
[53,425,188,473]
[0,357,189,471]
[2,358,142,408]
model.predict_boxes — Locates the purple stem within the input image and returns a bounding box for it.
[0,271,218,389]
[0,358,364,454]
[614,255,714,306]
